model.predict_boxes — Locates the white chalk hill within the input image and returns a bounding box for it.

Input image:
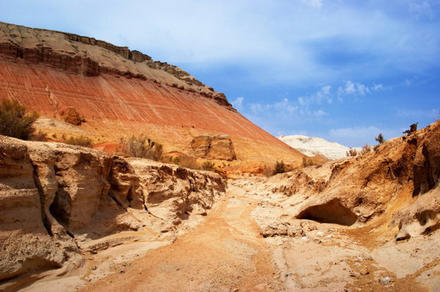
[279,135,359,160]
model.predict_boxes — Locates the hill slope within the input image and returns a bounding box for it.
[279,135,359,160]
[0,21,303,165]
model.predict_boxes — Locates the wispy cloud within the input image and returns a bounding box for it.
[337,81,383,96]
[2,0,439,86]
[328,126,401,146]
[231,97,244,110]
[407,0,437,19]
[302,0,323,9]
[396,108,440,119]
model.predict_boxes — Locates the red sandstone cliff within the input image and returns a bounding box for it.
[0,21,303,165]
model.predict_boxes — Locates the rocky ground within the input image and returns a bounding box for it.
[13,177,438,292]
[1,122,439,291]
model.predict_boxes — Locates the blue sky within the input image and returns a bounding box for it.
[1,0,439,146]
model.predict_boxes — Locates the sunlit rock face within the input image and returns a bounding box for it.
[279,135,360,160]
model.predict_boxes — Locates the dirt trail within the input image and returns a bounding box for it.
[83,182,282,291]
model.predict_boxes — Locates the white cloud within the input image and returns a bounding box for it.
[408,0,435,19]
[2,0,439,86]
[250,98,298,115]
[337,81,383,96]
[303,0,323,8]
[328,126,400,146]
[297,85,333,106]
[396,108,440,119]
[372,84,384,90]
[231,97,244,110]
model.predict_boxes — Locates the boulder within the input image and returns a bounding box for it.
[191,135,236,161]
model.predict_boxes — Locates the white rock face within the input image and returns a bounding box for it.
[278,135,359,160]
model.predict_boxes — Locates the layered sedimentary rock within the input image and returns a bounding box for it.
[0,135,225,282]
[0,21,303,165]
[190,135,237,161]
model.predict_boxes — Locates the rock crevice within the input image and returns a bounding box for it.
[0,135,226,281]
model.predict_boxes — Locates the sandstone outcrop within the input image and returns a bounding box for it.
[191,135,237,161]
[0,21,304,166]
[0,135,225,282]
[254,121,440,238]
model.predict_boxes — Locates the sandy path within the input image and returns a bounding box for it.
[83,184,281,291]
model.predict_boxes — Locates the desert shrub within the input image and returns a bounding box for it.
[403,123,418,135]
[375,133,385,144]
[262,165,274,177]
[361,144,372,155]
[201,161,215,171]
[120,135,163,161]
[64,135,93,147]
[273,160,286,175]
[346,148,358,157]
[302,157,315,167]
[0,99,39,139]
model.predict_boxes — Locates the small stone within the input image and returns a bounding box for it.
[379,276,391,284]
[301,236,308,241]
[359,267,369,275]
[316,231,324,236]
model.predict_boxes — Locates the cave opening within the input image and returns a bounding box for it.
[296,199,357,226]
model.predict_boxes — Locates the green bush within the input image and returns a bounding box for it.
[0,99,39,139]
[120,135,163,161]
[64,135,93,147]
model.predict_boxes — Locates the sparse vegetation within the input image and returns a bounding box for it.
[0,99,39,140]
[346,148,358,157]
[201,161,215,171]
[273,160,286,175]
[403,122,418,135]
[361,144,372,155]
[64,135,93,147]
[302,157,315,167]
[120,135,163,161]
[262,165,274,177]
[375,133,385,144]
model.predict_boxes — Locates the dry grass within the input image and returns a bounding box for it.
[302,157,315,167]
[201,161,215,171]
[64,135,93,147]
[347,148,358,157]
[119,135,163,161]
[0,99,39,140]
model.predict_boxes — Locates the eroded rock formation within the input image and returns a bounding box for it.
[0,135,225,282]
[191,135,237,161]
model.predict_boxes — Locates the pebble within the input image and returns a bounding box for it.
[379,276,391,284]
[316,231,324,236]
